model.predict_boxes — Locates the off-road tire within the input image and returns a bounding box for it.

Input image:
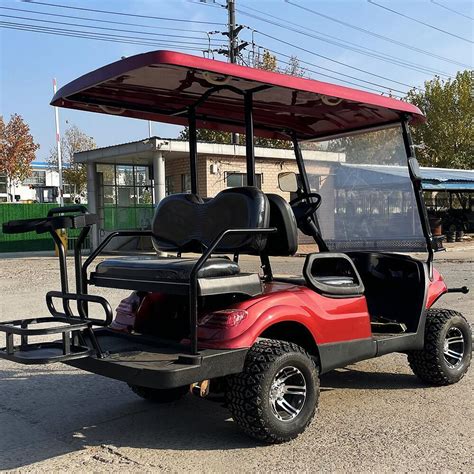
[226,339,319,444]
[408,308,472,385]
[128,384,189,403]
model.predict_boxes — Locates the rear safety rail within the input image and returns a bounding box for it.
[46,291,113,326]
[0,317,94,364]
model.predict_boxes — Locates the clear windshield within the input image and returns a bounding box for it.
[302,125,427,252]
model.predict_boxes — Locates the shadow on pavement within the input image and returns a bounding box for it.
[0,367,256,470]
[1,363,426,470]
[321,367,426,390]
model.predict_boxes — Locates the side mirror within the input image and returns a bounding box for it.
[278,172,299,193]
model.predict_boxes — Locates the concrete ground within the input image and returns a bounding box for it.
[0,249,473,472]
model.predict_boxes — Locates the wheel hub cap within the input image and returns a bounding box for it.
[269,366,307,422]
[443,327,465,369]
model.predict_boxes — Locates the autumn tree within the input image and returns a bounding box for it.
[178,50,304,149]
[406,70,473,169]
[0,114,40,201]
[49,124,96,197]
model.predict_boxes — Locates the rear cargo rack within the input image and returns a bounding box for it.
[0,317,94,364]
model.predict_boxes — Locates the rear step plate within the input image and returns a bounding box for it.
[67,330,248,389]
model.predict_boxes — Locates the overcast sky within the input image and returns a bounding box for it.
[0,0,472,161]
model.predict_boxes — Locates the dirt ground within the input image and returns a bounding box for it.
[0,250,473,472]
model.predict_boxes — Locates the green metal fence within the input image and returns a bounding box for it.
[0,204,89,253]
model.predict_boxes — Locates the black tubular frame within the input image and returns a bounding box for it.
[401,119,435,274]
[80,227,276,357]
[244,92,256,187]
[188,227,276,355]
[188,107,199,195]
[182,84,271,195]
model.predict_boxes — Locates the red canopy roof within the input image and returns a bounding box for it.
[51,50,424,140]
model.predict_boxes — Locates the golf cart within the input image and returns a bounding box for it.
[1,51,471,444]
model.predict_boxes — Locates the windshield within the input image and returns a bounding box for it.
[302,125,427,252]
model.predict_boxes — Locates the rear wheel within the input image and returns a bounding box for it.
[226,339,319,444]
[129,384,189,403]
[408,309,472,385]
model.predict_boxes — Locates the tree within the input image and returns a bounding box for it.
[49,124,96,197]
[177,50,304,149]
[0,114,40,201]
[406,70,473,169]
[326,127,406,164]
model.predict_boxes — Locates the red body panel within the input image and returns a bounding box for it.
[198,282,372,350]
[426,267,447,309]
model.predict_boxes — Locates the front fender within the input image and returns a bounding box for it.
[426,268,448,309]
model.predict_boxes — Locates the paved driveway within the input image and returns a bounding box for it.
[0,251,472,472]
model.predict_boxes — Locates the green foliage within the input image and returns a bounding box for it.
[327,127,405,165]
[49,124,96,195]
[406,71,473,169]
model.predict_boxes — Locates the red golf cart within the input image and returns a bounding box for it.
[1,51,471,443]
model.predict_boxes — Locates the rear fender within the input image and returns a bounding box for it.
[198,304,318,350]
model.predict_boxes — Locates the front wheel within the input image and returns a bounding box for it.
[408,309,472,385]
[226,339,319,444]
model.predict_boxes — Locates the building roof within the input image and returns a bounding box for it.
[336,164,474,191]
[420,167,474,191]
[74,137,345,164]
[52,50,424,141]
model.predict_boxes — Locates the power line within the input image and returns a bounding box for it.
[0,21,221,50]
[430,0,474,21]
[368,0,473,43]
[285,0,472,69]
[21,0,225,26]
[263,47,404,98]
[190,0,407,95]
[237,4,451,78]
[254,29,417,91]
[1,5,214,33]
[1,24,211,52]
[0,13,223,43]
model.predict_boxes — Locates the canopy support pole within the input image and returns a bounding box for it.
[401,119,434,274]
[188,106,198,194]
[245,92,256,187]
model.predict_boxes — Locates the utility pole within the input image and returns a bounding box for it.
[228,0,237,64]
[52,78,64,207]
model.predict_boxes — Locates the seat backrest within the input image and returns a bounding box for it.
[152,187,270,254]
[264,194,298,256]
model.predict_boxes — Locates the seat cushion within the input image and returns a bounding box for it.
[151,187,270,254]
[95,256,239,282]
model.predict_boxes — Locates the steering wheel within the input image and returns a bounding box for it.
[289,193,322,220]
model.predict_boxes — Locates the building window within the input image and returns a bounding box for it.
[165,176,174,195]
[226,172,262,189]
[0,174,7,194]
[96,164,154,231]
[23,170,46,186]
[181,173,191,193]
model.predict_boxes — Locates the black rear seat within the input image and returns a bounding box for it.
[91,187,269,296]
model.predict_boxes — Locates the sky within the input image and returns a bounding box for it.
[0,0,472,162]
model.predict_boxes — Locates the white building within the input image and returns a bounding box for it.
[0,162,74,203]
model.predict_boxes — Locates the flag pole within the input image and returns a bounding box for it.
[52,78,64,206]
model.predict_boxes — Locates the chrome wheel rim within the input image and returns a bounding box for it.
[443,327,465,369]
[269,366,307,422]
